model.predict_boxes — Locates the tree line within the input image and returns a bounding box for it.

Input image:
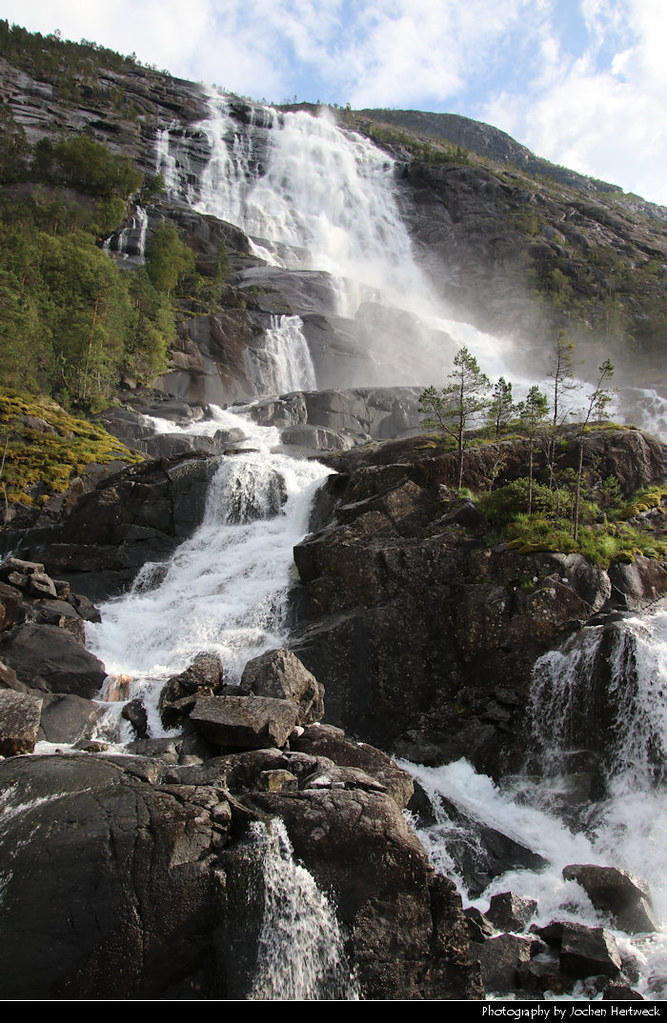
[418,333,616,541]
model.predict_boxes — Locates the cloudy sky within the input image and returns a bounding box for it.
[4,0,666,205]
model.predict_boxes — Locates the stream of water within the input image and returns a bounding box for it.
[86,92,667,998]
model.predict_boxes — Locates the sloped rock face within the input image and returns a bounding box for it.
[290,430,667,773]
[11,454,222,600]
[0,743,482,1000]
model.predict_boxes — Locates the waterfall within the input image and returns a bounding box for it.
[244,314,317,395]
[154,91,466,386]
[103,205,148,263]
[248,820,358,1001]
[529,613,667,793]
[402,605,667,998]
[86,404,331,697]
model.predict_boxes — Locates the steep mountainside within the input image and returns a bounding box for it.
[1,20,666,415]
[2,24,667,1003]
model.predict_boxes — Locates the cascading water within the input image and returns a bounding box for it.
[244,313,316,395]
[104,205,148,263]
[86,404,331,738]
[88,91,667,997]
[154,89,503,389]
[248,820,358,1001]
[403,605,667,998]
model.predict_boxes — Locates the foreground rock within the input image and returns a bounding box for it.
[562,864,659,934]
[0,749,483,1000]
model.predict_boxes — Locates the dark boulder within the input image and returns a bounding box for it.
[0,623,107,698]
[562,864,659,934]
[159,653,224,728]
[0,689,43,755]
[246,786,483,1000]
[188,694,299,749]
[241,648,324,726]
[38,692,103,745]
[476,933,537,994]
[486,891,538,933]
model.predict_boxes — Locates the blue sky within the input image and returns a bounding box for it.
[3,0,667,205]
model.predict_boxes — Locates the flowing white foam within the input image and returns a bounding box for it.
[401,607,667,998]
[249,819,358,1000]
[86,404,331,695]
[244,314,316,395]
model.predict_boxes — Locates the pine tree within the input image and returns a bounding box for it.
[518,386,549,513]
[419,346,491,488]
[573,359,615,541]
[488,377,517,438]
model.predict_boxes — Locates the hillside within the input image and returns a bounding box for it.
[1,20,666,413]
[1,23,667,1002]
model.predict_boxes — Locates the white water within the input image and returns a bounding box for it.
[104,205,148,262]
[403,606,667,999]
[244,314,316,396]
[154,90,667,434]
[249,819,358,1000]
[91,94,667,995]
[87,405,331,724]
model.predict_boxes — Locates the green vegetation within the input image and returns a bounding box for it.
[344,114,470,166]
[419,346,491,489]
[0,390,141,508]
[0,19,160,116]
[421,342,665,569]
[0,195,181,405]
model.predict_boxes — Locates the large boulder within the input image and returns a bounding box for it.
[188,694,299,749]
[0,624,107,698]
[0,689,43,755]
[562,864,659,934]
[0,751,483,1000]
[241,648,324,725]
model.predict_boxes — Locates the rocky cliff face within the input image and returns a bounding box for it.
[290,428,667,774]
[3,38,666,408]
[2,29,667,1001]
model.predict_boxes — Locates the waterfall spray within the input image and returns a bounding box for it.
[249,820,358,1001]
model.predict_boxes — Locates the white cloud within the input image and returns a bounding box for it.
[481,0,667,203]
[3,0,666,202]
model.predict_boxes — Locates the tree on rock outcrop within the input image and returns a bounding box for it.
[488,377,517,438]
[573,358,615,541]
[419,346,491,488]
[518,385,549,513]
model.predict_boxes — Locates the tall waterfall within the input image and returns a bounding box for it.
[403,606,667,999]
[154,90,499,389]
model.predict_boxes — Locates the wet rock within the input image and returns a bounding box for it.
[159,653,225,728]
[0,689,43,755]
[292,723,415,808]
[121,698,149,740]
[246,786,483,1000]
[486,891,538,932]
[38,692,102,745]
[408,790,548,897]
[0,623,107,698]
[464,906,496,943]
[189,694,300,750]
[538,921,622,980]
[477,933,536,994]
[562,863,659,934]
[241,648,324,726]
[603,984,644,1000]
